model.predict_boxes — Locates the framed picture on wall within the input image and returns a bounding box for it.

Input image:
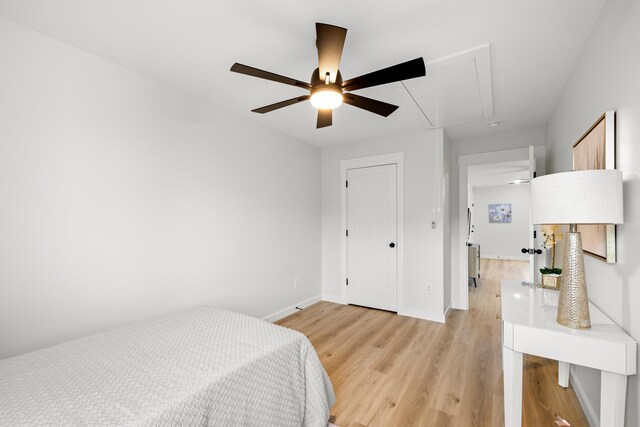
[572,111,616,263]
[488,203,512,223]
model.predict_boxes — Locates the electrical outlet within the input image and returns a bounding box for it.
[426,283,432,294]
[294,277,299,288]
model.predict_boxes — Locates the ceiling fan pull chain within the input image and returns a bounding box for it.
[433,72,442,214]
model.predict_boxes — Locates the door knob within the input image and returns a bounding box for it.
[521,248,542,255]
[389,243,396,248]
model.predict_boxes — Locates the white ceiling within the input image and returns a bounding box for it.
[468,160,530,188]
[0,0,606,146]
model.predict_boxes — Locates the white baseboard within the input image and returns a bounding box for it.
[321,296,449,324]
[398,307,446,323]
[570,367,598,427]
[451,302,467,310]
[444,304,452,321]
[482,255,529,261]
[262,295,322,323]
[322,294,346,304]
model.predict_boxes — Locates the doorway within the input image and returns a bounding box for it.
[454,146,545,310]
[467,160,531,302]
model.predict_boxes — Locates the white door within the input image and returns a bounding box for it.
[527,145,542,285]
[346,164,398,311]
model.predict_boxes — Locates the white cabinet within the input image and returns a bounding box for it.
[468,243,480,286]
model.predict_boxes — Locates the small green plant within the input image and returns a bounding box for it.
[540,224,563,275]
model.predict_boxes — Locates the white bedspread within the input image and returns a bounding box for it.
[0,306,335,426]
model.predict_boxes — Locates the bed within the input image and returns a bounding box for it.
[0,306,335,426]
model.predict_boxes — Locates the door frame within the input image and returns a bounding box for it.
[454,147,545,310]
[340,152,404,308]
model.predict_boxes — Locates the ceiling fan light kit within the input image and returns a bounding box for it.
[309,67,343,110]
[507,178,529,185]
[310,88,343,109]
[231,23,426,129]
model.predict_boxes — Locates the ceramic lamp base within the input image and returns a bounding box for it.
[557,230,591,329]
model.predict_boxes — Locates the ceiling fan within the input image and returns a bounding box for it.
[230,23,427,129]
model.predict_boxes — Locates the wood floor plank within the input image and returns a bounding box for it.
[278,259,590,426]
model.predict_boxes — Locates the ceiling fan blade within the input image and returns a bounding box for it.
[231,63,311,90]
[317,109,332,128]
[342,57,426,92]
[316,23,347,84]
[343,93,399,117]
[251,95,311,114]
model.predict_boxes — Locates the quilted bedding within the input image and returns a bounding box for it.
[0,306,335,426]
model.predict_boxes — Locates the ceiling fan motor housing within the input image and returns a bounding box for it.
[310,68,343,94]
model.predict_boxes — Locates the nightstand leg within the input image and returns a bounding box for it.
[600,371,627,427]
[558,361,570,388]
[503,346,523,427]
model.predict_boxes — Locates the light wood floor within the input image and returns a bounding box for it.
[277,259,589,426]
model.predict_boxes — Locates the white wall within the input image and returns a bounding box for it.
[545,0,640,424]
[449,126,546,308]
[0,18,321,359]
[472,185,529,260]
[321,129,449,322]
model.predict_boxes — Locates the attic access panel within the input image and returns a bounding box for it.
[403,44,493,128]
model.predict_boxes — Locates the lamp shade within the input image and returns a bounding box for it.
[530,169,623,225]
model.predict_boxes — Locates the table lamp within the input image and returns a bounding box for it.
[530,169,623,329]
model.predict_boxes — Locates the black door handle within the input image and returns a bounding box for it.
[389,243,396,248]
[521,248,542,255]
